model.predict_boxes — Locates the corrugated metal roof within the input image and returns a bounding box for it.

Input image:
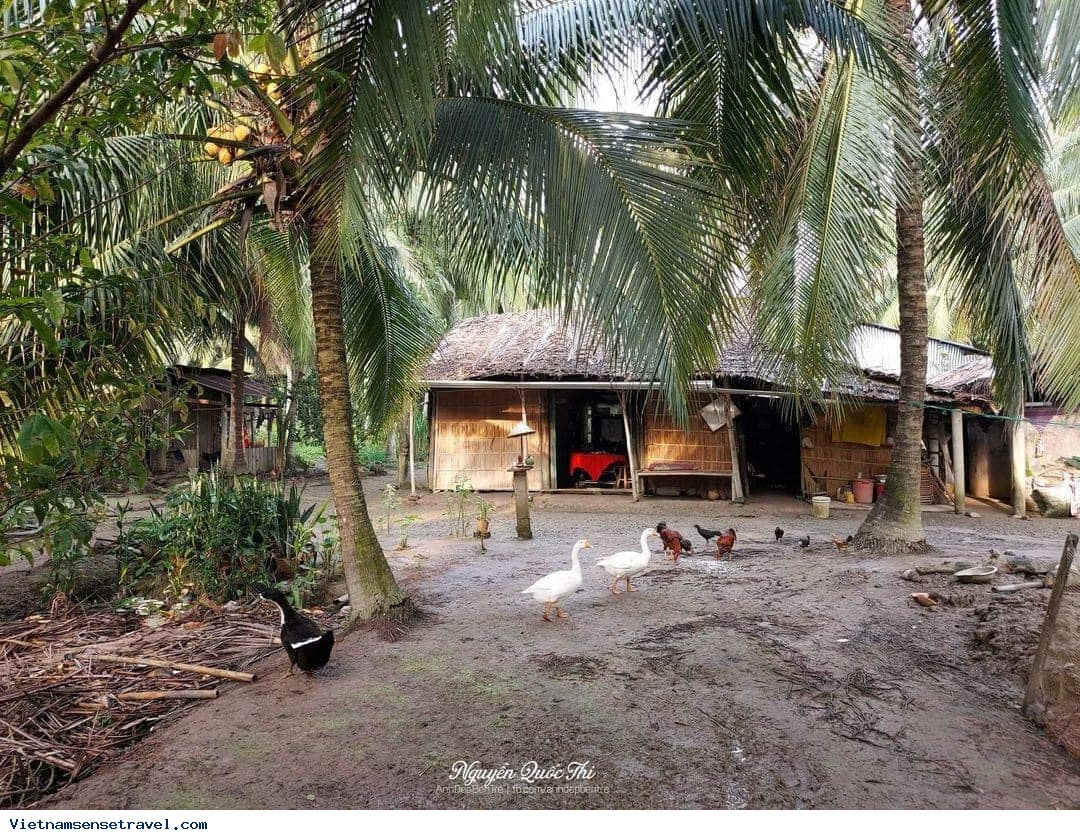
[852,324,986,379]
[170,366,272,400]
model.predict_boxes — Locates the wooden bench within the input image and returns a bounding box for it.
[637,469,733,498]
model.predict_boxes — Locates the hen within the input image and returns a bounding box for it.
[774,527,784,543]
[656,522,691,563]
[715,528,736,559]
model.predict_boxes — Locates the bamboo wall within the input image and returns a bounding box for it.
[641,394,733,471]
[801,408,896,495]
[430,389,550,491]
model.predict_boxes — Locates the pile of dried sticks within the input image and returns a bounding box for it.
[0,599,278,808]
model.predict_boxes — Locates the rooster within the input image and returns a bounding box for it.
[656,522,691,563]
[832,534,854,550]
[715,527,736,559]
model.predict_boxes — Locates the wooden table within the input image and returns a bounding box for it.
[568,451,628,483]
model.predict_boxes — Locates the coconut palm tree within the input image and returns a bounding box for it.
[580,0,1079,552]
[193,0,744,622]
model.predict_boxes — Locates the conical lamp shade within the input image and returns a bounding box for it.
[508,420,535,438]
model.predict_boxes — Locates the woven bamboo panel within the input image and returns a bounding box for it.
[431,389,549,491]
[801,410,895,496]
[642,394,732,472]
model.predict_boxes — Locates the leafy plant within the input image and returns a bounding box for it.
[446,472,473,537]
[117,472,333,603]
[0,288,181,598]
[381,483,400,535]
[397,514,420,550]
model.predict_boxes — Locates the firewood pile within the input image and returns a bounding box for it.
[0,597,278,807]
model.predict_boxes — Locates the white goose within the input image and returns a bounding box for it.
[597,528,657,595]
[521,538,592,621]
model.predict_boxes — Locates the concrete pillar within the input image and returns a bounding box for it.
[513,468,533,539]
[951,409,965,515]
[968,424,991,498]
[1011,412,1027,516]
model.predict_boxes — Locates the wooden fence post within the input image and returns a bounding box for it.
[1023,533,1077,714]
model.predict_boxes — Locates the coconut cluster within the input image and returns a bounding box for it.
[203,123,253,166]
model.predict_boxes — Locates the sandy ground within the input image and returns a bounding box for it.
[19,476,1080,809]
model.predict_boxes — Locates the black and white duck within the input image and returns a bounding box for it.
[258,587,335,676]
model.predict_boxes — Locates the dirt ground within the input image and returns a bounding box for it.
[19,476,1080,809]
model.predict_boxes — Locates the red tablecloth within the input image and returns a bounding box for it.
[568,452,627,481]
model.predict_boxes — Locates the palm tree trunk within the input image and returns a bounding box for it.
[276,364,297,474]
[309,215,413,623]
[855,0,929,554]
[227,315,247,475]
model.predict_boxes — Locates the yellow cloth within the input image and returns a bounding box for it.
[832,405,887,447]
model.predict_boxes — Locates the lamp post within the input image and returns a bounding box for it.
[507,418,535,539]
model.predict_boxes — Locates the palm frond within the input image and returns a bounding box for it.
[340,233,442,432]
[423,97,735,420]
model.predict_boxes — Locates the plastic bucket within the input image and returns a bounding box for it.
[811,495,831,519]
[852,478,875,504]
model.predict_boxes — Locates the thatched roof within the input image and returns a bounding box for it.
[927,357,995,398]
[423,310,622,381]
[422,311,993,406]
[422,310,780,383]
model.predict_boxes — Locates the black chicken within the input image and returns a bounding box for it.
[774,527,784,543]
[258,587,335,676]
[695,524,721,545]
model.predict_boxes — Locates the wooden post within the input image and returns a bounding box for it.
[951,408,965,515]
[408,400,417,497]
[1011,406,1027,516]
[725,395,745,501]
[618,391,640,501]
[1023,533,1077,713]
[512,468,533,539]
[427,391,436,490]
[219,408,228,462]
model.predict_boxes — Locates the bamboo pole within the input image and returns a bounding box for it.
[618,391,640,501]
[92,654,256,683]
[725,395,745,502]
[114,689,219,702]
[1023,533,1077,712]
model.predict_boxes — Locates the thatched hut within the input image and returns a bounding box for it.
[421,311,998,506]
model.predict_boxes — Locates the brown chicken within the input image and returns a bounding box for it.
[656,522,691,563]
[832,534,854,550]
[715,528,736,559]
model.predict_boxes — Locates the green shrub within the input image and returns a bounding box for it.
[117,471,332,603]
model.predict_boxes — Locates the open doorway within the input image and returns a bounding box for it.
[553,390,629,488]
[739,396,801,494]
